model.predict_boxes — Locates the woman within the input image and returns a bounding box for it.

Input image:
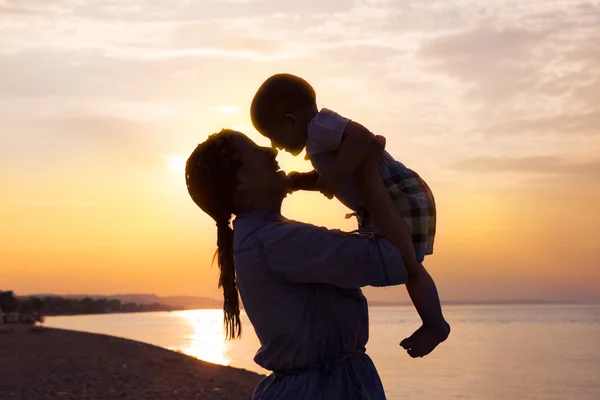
[185,129,419,399]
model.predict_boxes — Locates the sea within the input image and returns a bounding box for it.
[44,304,600,400]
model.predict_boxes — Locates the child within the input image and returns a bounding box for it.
[250,73,450,357]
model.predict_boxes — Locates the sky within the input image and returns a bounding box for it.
[1,0,599,303]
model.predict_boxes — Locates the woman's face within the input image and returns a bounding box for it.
[228,132,288,204]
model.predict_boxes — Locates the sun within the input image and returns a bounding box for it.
[166,155,187,174]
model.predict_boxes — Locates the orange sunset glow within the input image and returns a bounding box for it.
[1,0,599,304]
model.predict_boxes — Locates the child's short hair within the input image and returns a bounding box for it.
[250,74,316,133]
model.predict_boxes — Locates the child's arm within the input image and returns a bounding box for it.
[318,121,373,198]
[287,170,320,193]
[354,136,418,272]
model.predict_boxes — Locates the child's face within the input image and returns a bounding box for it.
[266,113,306,156]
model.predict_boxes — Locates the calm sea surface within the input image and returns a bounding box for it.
[45,304,600,399]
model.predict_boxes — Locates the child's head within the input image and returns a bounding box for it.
[250,73,317,156]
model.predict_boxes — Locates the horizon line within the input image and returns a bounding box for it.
[9,292,600,306]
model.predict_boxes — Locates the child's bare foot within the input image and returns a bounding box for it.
[400,321,450,358]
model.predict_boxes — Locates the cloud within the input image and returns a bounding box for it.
[0,0,70,16]
[0,115,176,172]
[485,110,600,137]
[1,0,599,186]
[0,96,176,121]
[0,4,33,15]
[0,48,298,105]
[571,77,600,108]
[415,7,600,148]
[170,25,282,54]
[422,27,541,61]
[451,155,600,176]
[103,46,303,62]
[420,27,553,105]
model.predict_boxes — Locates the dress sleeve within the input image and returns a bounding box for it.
[259,220,408,289]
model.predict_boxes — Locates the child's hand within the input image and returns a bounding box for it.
[317,172,340,200]
[286,171,302,194]
[287,170,320,194]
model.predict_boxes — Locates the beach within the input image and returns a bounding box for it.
[4,305,600,399]
[43,306,600,400]
[0,325,264,400]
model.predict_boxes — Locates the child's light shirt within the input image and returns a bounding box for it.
[306,108,437,262]
[306,108,399,176]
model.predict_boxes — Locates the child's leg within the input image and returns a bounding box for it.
[390,193,449,357]
[350,138,449,357]
[359,211,449,357]
[401,262,450,357]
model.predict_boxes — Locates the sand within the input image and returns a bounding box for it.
[0,325,265,400]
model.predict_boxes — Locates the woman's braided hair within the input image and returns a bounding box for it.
[185,129,242,339]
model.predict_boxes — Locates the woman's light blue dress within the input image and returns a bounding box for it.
[233,211,408,399]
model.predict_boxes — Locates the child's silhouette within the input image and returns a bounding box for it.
[250,74,450,357]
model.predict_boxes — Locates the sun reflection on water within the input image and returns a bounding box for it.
[173,309,231,366]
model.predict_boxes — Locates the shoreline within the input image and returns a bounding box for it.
[39,301,598,320]
[40,309,186,318]
[0,325,265,400]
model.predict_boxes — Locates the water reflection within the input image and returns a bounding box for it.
[173,309,231,365]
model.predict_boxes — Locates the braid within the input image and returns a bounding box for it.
[185,130,242,339]
[215,219,240,338]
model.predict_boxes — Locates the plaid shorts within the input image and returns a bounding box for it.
[356,165,436,262]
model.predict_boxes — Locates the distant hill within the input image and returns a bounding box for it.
[159,296,222,309]
[25,294,222,310]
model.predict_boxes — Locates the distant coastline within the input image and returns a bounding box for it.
[21,293,594,314]
[25,293,222,310]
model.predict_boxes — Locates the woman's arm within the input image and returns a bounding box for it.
[355,136,419,273]
[259,136,416,289]
[261,221,408,289]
